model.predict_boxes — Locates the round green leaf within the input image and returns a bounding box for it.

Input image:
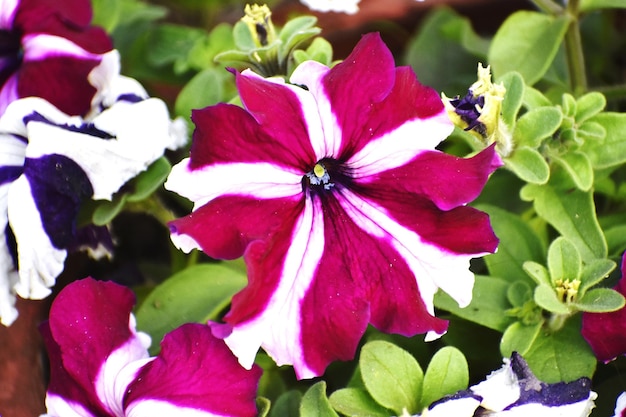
[421,347,469,408]
[300,382,339,417]
[489,11,570,85]
[504,146,550,184]
[579,259,616,293]
[360,340,423,415]
[547,237,582,283]
[523,261,551,286]
[500,321,543,357]
[513,107,563,148]
[551,152,593,191]
[135,262,247,353]
[575,92,606,123]
[534,283,570,314]
[580,113,626,169]
[329,388,392,417]
[573,288,625,313]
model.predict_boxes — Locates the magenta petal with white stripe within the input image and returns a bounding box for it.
[165,32,501,378]
[42,278,262,417]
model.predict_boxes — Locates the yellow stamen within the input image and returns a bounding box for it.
[313,163,326,179]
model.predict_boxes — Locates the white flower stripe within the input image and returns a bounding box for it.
[45,394,99,417]
[125,399,231,417]
[222,197,325,379]
[165,160,302,210]
[22,34,102,61]
[9,176,66,299]
[348,111,453,178]
[339,189,483,312]
[0,0,18,29]
[290,60,342,159]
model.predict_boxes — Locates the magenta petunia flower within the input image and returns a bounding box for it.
[0,0,112,116]
[41,278,262,417]
[165,33,500,379]
[582,253,626,362]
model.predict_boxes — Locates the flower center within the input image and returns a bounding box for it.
[0,29,23,80]
[302,158,352,194]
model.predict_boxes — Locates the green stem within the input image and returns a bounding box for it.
[564,0,587,95]
[531,0,563,14]
[547,313,569,332]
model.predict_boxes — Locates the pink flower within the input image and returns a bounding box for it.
[165,33,500,378]
[41,278,261,417]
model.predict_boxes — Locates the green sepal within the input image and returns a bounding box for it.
[504,146,550,184]
[135,262,247,355]
[497,72,524,128]
[579,259,616,293]
[572,288,625,313]
[513,107,562,148]
[547,237,582,283]
[329,388,393,417]
[523,261,551,286]
[489,11,570,85]
[301,382,339,417]
[360,340,423,415]
[421,347,469,408]
[534,283,570,314]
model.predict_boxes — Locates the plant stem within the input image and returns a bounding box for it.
[547,313,569,332]
[531,0,563,15]
[564,0,588,95]
[592,83,626,101]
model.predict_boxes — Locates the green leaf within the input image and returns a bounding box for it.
[523,317,596,382]
[146,24,205,71]
[421,347,469,407]
[579,259,616,293]
[92,194,127,226]
[187,23,235,71]
[300,382,339,417]
[476,204,545,283]
[360,340,423,414]
[258,397,271,417]
[270,391,302,417]
[504,146,550,184]
[521,184,607,261]
[233,20,256,51]
[551,152,594,191]
[489,11,570,85]
[573,288,625,313]
[434,275,515,332]
[175,68,234,119]
[575,92,606,123]
[561,93,577,118]
[135,263,247,354]
[507,281,533,307]
[329,388,393,417]
[498,72,525,128]
[500,321,543,357]
[579,112,626,168]
[576,121,606,142]
[581,0,626,11]
[523,86,553,109]
[513,107,562,148]
[92,0,122,32]
[605,225,626,257]
[547,237,582,283]
[126,157,172,202]
[534,283,570,314]
[279,16,321,53]
[523,261,551,286]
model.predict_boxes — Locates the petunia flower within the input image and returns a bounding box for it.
[41,277,262,417]
[0,0,112,116]
[0,50,187,325]
[612,392,626,417]
[404,352,596,417]
[581,252,626,362]
[299,0,361,14]
[165,33,500,379]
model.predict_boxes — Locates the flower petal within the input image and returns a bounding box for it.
[582,253,626,362]
[125,323,261,417]
[44,278,150,416]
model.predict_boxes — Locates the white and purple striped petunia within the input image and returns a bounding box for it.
[41,278,262,417]
[0,0,112,116]
[0,50,187,325]
[165,32,501,379]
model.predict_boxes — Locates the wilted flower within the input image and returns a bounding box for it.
[443,63,512,157]
[41,278,261,417]
[0,0,112,116]
[166,33,500,378]
[0,50,187,325]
